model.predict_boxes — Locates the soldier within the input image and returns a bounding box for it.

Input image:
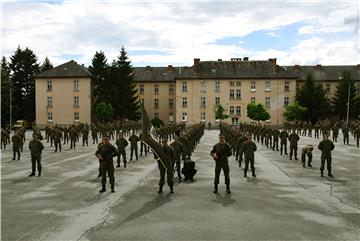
[208,121,212,130]
[210,134,232,194]
[139,133,148,156]
[272,128,280,151]
[332,125,339,143]
[54,128,62,152]
[92,125,98,144]
[69,127,77,149]
[95,136,118,193]
[342,125,349,145]
[157,138,175,194]
[318,133,335,177]
[129,131,140,161]
[28,134,44,176]
[11,132,21,161]
[115,132,128,168]
[182,158,197,182]
[237,134,248,167]
[280,129,288,155]
[82,127,89,146]
[354,126,360,148]
[301,145,313,168]
[288,130,299,160]
[170,137,183,183]
[314,123,320,139]
[243,135,257,178]
[1,129,7,149]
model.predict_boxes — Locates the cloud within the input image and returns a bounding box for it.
[2,1,358,66]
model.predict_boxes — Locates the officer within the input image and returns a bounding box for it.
[129,131,140,161]
[301,144,313,168]
[243,135,257,178]
[280,129,288,155]
[12,132,21,161]
[115,132,128,168]
[318,133,335,177]
[95,136,118,193]
[210,134,232,194]
[288,130,300,160]
[157,138,175,194]
[181,158,197,182]
[28,134,44,176]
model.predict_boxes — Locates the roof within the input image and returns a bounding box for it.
[284,65,360,81]
[36,60,91,78]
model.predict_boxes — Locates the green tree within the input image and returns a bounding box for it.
[215,104,230,121]
[9,46,40,122]
[40,57,53,72]
[89,51,109,102]
[110,46,140,120]
[151,117,164,128]
[247,102,270,122]
[94,102,113,122]
[296,74,329,124]
[1,57,11,127]
[331,71,359,120]
[282,101,308,121]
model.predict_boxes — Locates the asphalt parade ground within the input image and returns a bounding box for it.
[1,130,360,241]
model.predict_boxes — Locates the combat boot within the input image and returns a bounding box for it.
[320,169,324,177]
[328,169,333,178]
[99,185,106,193]
[226,184,231,194]
[308,161,312,167]
[29,172,35,177]
[38,171,41,177]
[244,170,247,177]
[302,162,306,168]
[116,162,120,168]
[111,185,115,193]
[252,171,256,177]
[213,184,218,193]
[170,185,174,194]
[157,185,163,193]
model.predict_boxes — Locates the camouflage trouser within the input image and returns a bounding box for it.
[13,146,20,160]
[244,157,255,174]
[92,135,98,144]
[301,151,312,165]
[320,154,332,172]
[280,141,287,155]
[289,145,298,159]
[82,137,88,146]
[100,162,115,189]
[237,148,244,164]
[140,142,147,155]
[130,146,138,160]
[214,161,230,185]
[158,160,173,187]
[117,149,127,165]
[272,140,279,151]
[31,155,42,173]
[343,135,349,145]
[55,140,61,152]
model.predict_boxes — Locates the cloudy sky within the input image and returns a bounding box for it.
[2,0,359,67]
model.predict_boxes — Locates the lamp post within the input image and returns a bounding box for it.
[346,82,350,125]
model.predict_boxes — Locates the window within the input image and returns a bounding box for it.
[47,96,53,107]
[200,112,206,122]
[265,97,271,108]
[154,98,159,109]
[215,81,220,92]
[230,81,235,86]
[169,98,174,109]
[215,97,220,105]
[236,81,241,86]
[229,106,235,115]
[325,84,331,94]
[169,113,174,122]
[236,89,241,99]
[200,97,206,108]
[154,113,159,118]
[232,117,239,126]
[251,97,256,103]
[265,80,271,91]
[182,112,187,122]
[200,82,206,93]
[182,82,187,92]
[74,112,79,122]
[284,81,290,92]
[230,89,235,99]
[47,80,52,91]
[236,106,241,116]
[284,97,289,107]
[251,81,256,92]
[47,112,53,122]
[74,96,79,107]
[182,97,187,108]
[139,84,144,94]
[169,84,174,93]
[74,80,79,91]
[154,84,159,94]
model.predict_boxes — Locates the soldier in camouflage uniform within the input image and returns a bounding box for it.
[280,129,288,155]
[139,133,148,156]
[157,138,175,194]
[243,135,257,178]
[82,126,89,146]
[318,133,335,177]
[12,131,21,161]
[69,126,77,149]
[288,130,299,160]
[54,128,62,152]
[115,132,128,167]
[28,134,44,176]
[332,125,339,143]
[342,125,350,145]
[301,145,313,168]
[1,129,8,149]
[170,137,183,183]
[272,127,280,151]
[129,131,140,161]
[237,134,248,167]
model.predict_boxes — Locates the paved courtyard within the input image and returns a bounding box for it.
[1,130,360,241]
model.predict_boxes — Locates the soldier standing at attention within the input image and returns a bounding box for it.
[82,127,89,146]
[12,131,21,161]
[243,135,257,178]
[115,132,128,168]
[237,134,248,167]
[28,134,44,176]
[318,133,335,177]
[342,125,350,145]
[139,133,148,156]
[272,128,280,152]
[280,129,288,155]
[288,130,300,160]
[95,136,118,193]
[129,131,140,161]
[301,145,313,168]
[208,121,212,130]
[332,125,339,143]
[54,128,62,152]
[210,134,232,194]
[157,138,175,194]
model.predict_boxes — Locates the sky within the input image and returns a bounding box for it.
[2,0,360,67]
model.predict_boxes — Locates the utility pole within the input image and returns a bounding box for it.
[346,82,350,125]
[9,85,12,130]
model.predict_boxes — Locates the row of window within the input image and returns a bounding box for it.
[47,112,79,122]
[47,80,80,92]
[47,96,80,107]
[139,81,291,94]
